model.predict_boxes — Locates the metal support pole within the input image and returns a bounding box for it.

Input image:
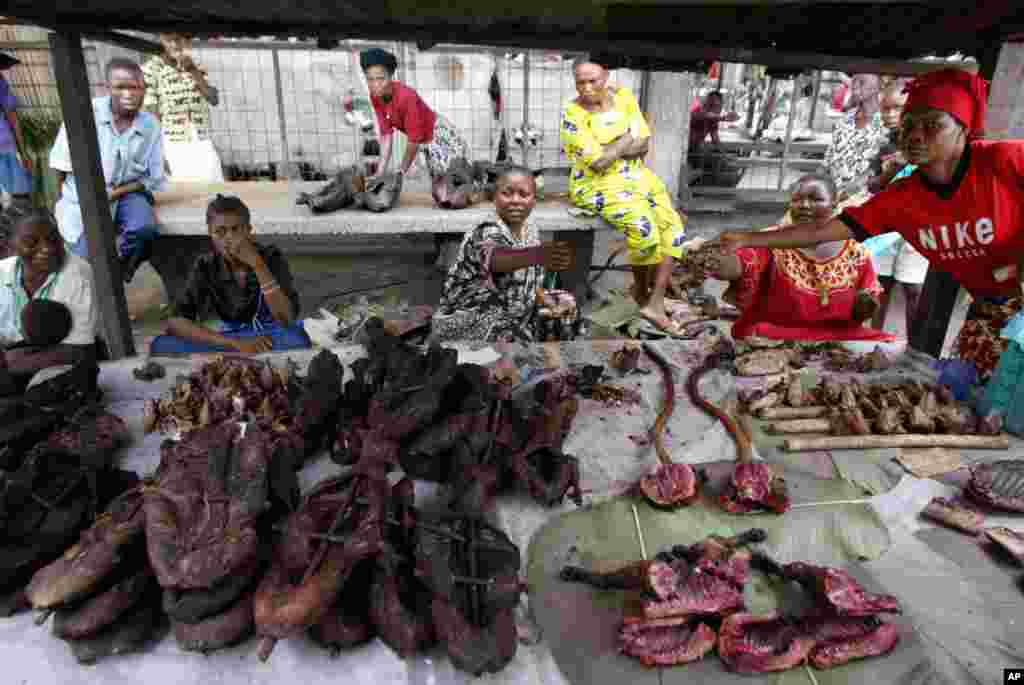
[271,49,290,172]
[777,79,798,191]
[744,66,758,132]
[521,51,530,169]
[638,70,652,113]
[808,70,822,131]
[49,31,135,359]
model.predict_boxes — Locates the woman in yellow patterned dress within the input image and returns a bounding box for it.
[560,57,687,336]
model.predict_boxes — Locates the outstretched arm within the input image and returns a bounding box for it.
[491,242,573,274]
[716,217,852,253]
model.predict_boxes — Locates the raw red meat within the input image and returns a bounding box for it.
[639,463,697,509]
[639,343,698,509]
[718,612,816,673]
[720,462,791,514]
[670,529,765,588]
[803,616,900,669]
[638,569,745,620]
[780,562,901,617]
[619,617,717,666]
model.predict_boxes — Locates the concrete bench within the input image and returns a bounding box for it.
[150,181,611,302]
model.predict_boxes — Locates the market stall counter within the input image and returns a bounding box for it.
[150,181,612,303]
[2,339,1022,685]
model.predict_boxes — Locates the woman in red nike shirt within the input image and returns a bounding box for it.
[715,69,1024,379]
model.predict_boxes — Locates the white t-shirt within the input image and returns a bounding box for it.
[0,253,97,346]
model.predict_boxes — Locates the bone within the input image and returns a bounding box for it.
[757,406,829,420]
[748,392,780,413]
[783,434,1010,452]
[764,419,833,435]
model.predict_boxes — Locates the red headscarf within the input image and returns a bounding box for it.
[903,68,989,137]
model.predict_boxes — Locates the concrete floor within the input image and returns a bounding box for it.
[124,205,964,353]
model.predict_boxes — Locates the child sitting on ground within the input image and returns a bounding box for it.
[150,194,311,355]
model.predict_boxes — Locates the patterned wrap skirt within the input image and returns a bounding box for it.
[953,296,1023,381]
[422,114,471,178]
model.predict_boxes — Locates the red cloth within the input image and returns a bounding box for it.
[370,81,437,144]
[831,82,849,112]
[727,242,894,342]
[903,68,989,137]
[842,140,1024,298]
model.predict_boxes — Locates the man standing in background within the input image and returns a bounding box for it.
[142,33,224,182]
[688,91,740,152]
[50,58,165,282]
[0,54,32,207]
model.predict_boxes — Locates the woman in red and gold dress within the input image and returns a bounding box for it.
[710,173,894,342]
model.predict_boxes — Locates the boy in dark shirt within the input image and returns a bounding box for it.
[149,194,311,355]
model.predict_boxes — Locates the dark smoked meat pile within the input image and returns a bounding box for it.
[23,351,347,661]
[21,339,541,674]
[561,531,903,673]
[0,359,139,623]
[253,460,525,675]
[334,318,582,511]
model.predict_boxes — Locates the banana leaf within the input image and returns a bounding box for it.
[588,291,639,331]
[526,481,932,685]
[17,108,63,210]
[829,448,903,496]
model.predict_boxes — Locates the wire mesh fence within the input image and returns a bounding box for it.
[1,35,644,183]
[3,31,845,193]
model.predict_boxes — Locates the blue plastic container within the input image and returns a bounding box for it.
[935,359,979,402]
[978,340,1024,436]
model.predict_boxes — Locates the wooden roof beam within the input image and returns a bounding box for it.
[31,18,981,75]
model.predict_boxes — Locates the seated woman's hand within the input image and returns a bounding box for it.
[592,133,635,173]
[232,336,273,354]
[851,290,880,323]
[543,241,574,273]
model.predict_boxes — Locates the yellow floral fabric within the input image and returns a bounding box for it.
[560,87,686,266]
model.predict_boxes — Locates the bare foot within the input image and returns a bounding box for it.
[638,305,683,337]
[631,281,649,308]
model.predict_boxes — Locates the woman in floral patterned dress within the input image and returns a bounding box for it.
[709,174,894,342]
[432,167,573,342]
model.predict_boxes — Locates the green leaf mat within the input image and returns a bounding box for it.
[526,485,932,685]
